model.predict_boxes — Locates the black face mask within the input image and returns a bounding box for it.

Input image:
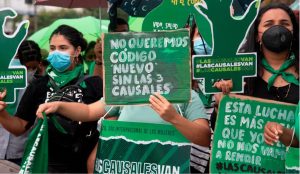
[261,25,293,53]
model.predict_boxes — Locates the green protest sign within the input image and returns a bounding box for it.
[0,8,29,103]
[211,95,296,173]
[19,114,48,174]
[192,0,260,94]
[95,120,191,173]
[142,0,212,46]
[103,29,191,105]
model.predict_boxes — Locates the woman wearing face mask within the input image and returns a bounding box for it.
[17,40,47,83]
[83,41,96,75]
[0,25,103,172]
[211,3,299,129]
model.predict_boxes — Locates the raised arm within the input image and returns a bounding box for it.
[36,100,106,122]
[149,93,211,147]
[0,89,27,136]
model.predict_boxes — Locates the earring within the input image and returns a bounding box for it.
[259,41,262,51]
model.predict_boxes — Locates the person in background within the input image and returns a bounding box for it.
[18,40,47,79]
[0,25,103,173]
[108,17,129,32]
[188,17,213,173]
[0,40,43,165]
[93,38,103,78]
[39,48,50,76]
[83,41,96,75]
[93,18,129,78]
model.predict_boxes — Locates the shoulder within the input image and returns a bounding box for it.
[25,76,49,94]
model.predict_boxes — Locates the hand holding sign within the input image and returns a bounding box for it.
[263,122,283,146]
[0,8,29,103]
[149,92,180,123]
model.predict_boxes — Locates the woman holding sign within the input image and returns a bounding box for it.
[212,3,299,128]
[0,25,103,172]
[214,3,299,103]
[35,91,212,172]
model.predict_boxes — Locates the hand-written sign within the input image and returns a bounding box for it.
[211,95,296,173]
[95,120,191,174]
[103,29,191,105]
[0,8,28,103]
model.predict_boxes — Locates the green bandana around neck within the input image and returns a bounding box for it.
[262,54,299,90]
[46,64,84,88]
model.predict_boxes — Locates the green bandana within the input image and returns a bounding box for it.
[46,64,84,88]
[262,54,299,90]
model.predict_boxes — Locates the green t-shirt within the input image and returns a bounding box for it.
[104,90,207,124]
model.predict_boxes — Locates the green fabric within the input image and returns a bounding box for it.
[262,54,299,90]
[83,60,95,75]
[295,102,299,140]
[46,64,84,88]
[285,147,300,173]
[104,90,207,124]
[19,113,48,173]
[28,17,109,51]
[49,116,68,134]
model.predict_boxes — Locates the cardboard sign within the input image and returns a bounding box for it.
[192,0,260,94]
[142,0,212,46]
[95,120,191,174]
[211,95,296,173]
[0,8,29,103]
[103,29,191,105]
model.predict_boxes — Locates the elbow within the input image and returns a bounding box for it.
[193,126,211,147]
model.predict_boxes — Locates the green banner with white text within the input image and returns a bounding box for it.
[211,95,296,173]
[103,29,191,105]
[0,8,28,104]
[95,120,191,173]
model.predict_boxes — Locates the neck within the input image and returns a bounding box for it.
[263,49,290,70]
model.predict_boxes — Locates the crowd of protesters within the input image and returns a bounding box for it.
[0,1,299,173]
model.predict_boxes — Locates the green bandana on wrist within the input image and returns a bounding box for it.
[46,64,84,88]
[262,54,299,90]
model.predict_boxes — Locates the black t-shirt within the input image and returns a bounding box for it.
[250,76,299,104]
[16,75,103,173]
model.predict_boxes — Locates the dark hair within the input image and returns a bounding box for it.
[18,40,42,65]
[108,18,129,32]
[240,3,299,95]
[50,25,88,61]
[85,41,96,54]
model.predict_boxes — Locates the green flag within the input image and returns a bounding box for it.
[19,113,48,174]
